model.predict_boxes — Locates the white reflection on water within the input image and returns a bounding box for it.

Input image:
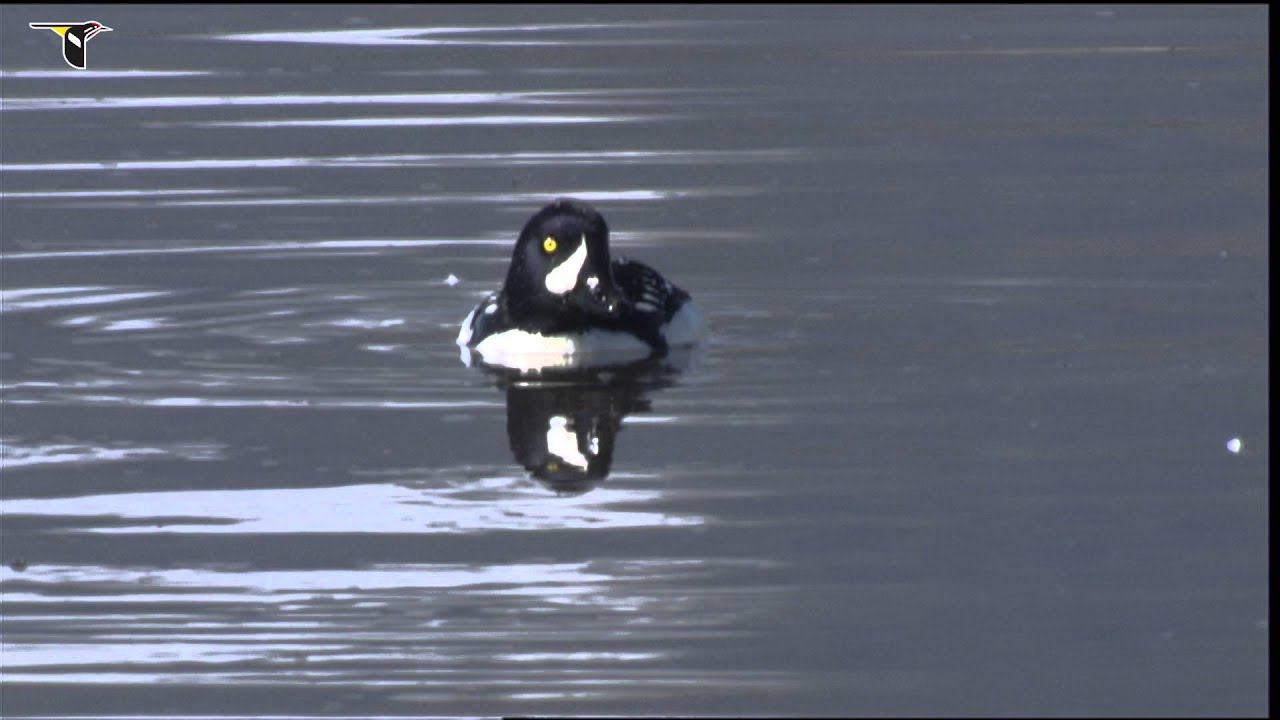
[73,187,758,210]
[0,441,223,468]
[0,69,216,79]
[99,318,170,331]
[0,230,739,263]
[496,651,661,662]
[213,23,711,47]
[0,286,109,300]
[1,148,801,173]
[194,114,661,129]
[0,287,169,312]
[5,396,502,410]
[2,558,784,692]
[1,188,262,199]
[1,238,508,261]
[1,475,702,533]
[3,562,616,595]
[2,89,671,112]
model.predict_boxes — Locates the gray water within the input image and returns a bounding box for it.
[0,5,1268,717]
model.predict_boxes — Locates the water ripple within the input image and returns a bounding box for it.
[0,287,170,312]
[2,89,688,112]
[210,22,729,47]
[2,557,785,694]
[0,441,224,469]
[2,475,702,533]
[190,114,662,129]
[2,148,801,174]
[0,69,218,79]
[24,187,761,211]
[2,239,506,261]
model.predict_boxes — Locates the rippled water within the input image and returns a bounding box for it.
[1,5,1269,717]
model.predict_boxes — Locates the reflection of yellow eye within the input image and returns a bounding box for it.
[543,236,557,253]
[546,460,559,472]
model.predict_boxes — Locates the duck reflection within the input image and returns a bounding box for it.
[465,353,695,496]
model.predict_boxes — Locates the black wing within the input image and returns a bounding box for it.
[611,257,689,322]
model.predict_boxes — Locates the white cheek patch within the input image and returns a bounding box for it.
[544,235,588,295]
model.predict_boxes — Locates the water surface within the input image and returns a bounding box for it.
[1,5,1268,717]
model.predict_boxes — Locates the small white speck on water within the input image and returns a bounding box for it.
[1226,437,1242,454]
[445,274,460,286]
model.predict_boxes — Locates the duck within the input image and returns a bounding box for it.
[457,198,704,371]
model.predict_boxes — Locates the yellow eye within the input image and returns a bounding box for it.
[543,236,558,253]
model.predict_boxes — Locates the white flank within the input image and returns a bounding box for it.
[472,327,650,371]
[544,236,588,295]
[455,305,478,346]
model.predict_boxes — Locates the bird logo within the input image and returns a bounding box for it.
[29,21,113,70]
